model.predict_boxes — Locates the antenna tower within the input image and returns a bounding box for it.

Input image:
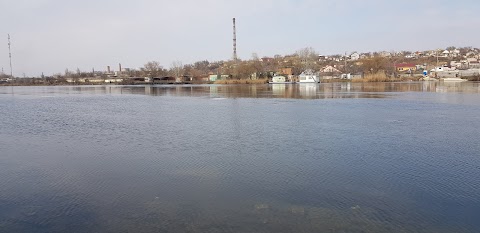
[8,34,13,77]
[233,18,237,62]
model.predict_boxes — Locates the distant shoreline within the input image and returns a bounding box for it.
[1,78,478,87]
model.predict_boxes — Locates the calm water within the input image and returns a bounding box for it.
[1,82,480,233]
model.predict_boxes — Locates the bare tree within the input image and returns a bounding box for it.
[142,61,163,79]
[296,47,318,71]
[360,56,389,74]
[250,53,264,78]
[229,61,255,79]
[170,61,184,79]
[64,68,71,77]
[446,46,456,51]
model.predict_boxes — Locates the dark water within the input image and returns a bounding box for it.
[1,82,480,233]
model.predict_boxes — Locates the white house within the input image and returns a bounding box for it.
[442,50,450,58]
[298,70,320,83]
[379,51,392,57]
[350,52,360,61]
[452,49,461,57]
[270,75,288,83]
[405,53,416,59]
[430,66,456,72]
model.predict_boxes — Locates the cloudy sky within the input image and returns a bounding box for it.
[0,0,479,76]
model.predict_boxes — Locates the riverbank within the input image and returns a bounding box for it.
[2,77,477,86]
[214,79,269,84]
[351,73,419,83]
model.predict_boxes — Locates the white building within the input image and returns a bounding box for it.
[350,52,360,61]
[298,70,320,83]
[271,75,288,83]
[430,66,456,72]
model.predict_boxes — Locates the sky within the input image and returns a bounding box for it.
[0,0,479,77]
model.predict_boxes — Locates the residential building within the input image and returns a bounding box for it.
[320,65,341,73]
[261,57,274,63]
[441,50,450,58]
[350,52,360,61]
[395,63,417,72]
[379,51,392,57]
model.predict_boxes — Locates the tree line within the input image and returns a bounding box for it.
[3,46,478,81]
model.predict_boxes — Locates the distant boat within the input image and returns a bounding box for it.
[298,70,320,83]
[269,75,294,84]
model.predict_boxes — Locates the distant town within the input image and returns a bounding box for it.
[1,46,480,85]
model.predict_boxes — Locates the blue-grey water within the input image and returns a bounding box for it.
[1,82,480,233]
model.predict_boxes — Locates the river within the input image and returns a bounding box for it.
[1,82,479,232]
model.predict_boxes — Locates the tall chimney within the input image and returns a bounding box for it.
[107,66,111,73]
[119,63,122,73]
[233,18,237,62]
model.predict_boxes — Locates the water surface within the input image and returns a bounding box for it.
[1,82,480,232]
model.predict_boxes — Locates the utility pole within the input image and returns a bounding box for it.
[8,34,13,78]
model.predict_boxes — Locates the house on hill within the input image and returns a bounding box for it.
[442,50,450,58]
[319,65,342,79]
[261,57,274,63]
[395,63,417,72]
[320,65,341,73]
[350,52,360,61]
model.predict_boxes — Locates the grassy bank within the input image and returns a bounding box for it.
[214,79,268,84]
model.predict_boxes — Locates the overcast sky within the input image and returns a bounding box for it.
[0,0,479,77]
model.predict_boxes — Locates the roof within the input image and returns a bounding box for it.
[395,63,416,68]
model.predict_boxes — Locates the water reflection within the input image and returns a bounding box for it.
[1,82,480,99]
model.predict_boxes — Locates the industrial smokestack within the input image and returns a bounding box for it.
[119,63,122,73]
[233,18,237,62]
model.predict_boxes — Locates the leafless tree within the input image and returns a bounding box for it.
[250,53,264,77]
[236,61,257,79]
[446,46,456,51]
[360,56,389,74]
[142,61,163,78]
[170,61,184,79]
[296,47,318,71]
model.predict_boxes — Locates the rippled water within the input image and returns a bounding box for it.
[1,83,480,233]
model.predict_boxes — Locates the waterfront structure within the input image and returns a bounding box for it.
[209,74,230,82]
[298,70,320,83]
[269,75,294,84]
